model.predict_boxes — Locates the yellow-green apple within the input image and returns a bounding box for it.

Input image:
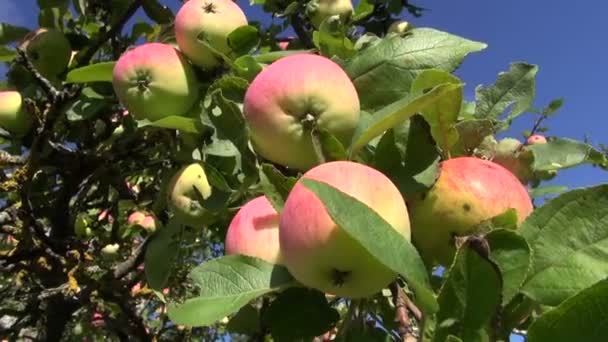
[279,161,411,298]
[224,196,283,264]
[166,163,213,226]
[112,43,200,121]
[18,28,71,80]
[527,134,547,145]
[491,137,534,184]
[174,0,248,70]
[408,157,533,266]
[306,0,354,29]
[243,53,360,170]
[0,91,33,136]
[388,20,414,34]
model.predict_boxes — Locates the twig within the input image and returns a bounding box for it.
[15,49,61,100]
[0,150,27,166]
[389,282,417,342]
[113,236,150,279]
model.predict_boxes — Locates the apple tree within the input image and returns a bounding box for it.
[1,0,608,341]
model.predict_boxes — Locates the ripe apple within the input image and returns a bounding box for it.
[527,134,547,145]
[112,43,200,121]
[174,0,248,70]
[0,91,33,136]
[306,0,354,29]
[491,137,534,184]
[127,211,157,233]
[224,196,283,264]
[18,28,71,80]
[408,157,534,266]
[243,53,360,170]
[388,20,415,34]
[279,161,411,299]
[166,163,213,226]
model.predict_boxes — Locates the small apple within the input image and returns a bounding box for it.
[74,213,93,238]
[166,163,213,226]
[306,0,354,29]
[224,196,282,265]
[127,211,157,233]
[112,43,200,121]
[174,0,248,70]
[527,134,547,145]
[18,28,71,80]
[408,157,534,266]
[279,161,411,299]
[277,36,295,50]
[0,91,33,136]
[388,20,415,34]
[101,243,120,255]
[243,53,360,170]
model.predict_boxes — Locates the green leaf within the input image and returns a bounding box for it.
[542,97,564,116]
[65,62,115,83]
[0,46,16,62]
[520,185,608,306]
[62,92,110,121]
[168,255,295,327]
[474,62,538,120]
[138,116,210,135]
[451,119,495,156]
[228,25,260,56]
[258,163,298,212]
[311,128,348,164]
[141,0,174,24]
[341,28,486,110]
[312,28,356,60]
[145,219,183,290]
[526,137,607,171]
[434,238,503,342]
[527,279,608,342]
[225,304,260,335]
[72,0,87,16]
[528,185,568,198]
[485,229,532,305]
[0,23,30,45]
[232,55,264,82]
[300,178,438,314]
[252,49,316,64]
[262,288,340,341]
[348,82,463,156]
[352,0,375,21]
[37,0,69,29]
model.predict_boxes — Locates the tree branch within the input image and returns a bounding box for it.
[15,49,61,101]
[113,236,150,279]
[389,282,417,342]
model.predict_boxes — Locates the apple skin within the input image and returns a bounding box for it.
[408,157,534,266]
[19,28,71,80]
[243,53,360,170]
[307,0,354,29]
[174,0,248,70]
[127,211,157,232]
[527,134,547,145]
[166,163,213,226]
[224,196,283,265]
[112,43,200,121]
[279,161,411,299]
[388,20,415,34]
[0,91,33,136]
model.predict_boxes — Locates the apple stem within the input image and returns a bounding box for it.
[389,281,418,341]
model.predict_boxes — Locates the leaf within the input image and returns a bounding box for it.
[526,137,607,171]
[341,28,486,110]
[262,287,340,341]
[542,97,564,116]
[434,238,503,342]
[348,82,463,156]
[300,178,438,314]
[520,185,608,306]
[528,185,568,198]
[0,23,30,45]
[145,219,183,290]
[168,255,295,327]
[311,128,348,164]
[138,116,210,135]
[312,28,356,60]
[527,279,608,342]
[485,229,532,305]
[452,119,495,156]
[65,62,115,83]
[141,0,174,24]
[258,163,298,212]
[252,49,316,64]
[0,46,16,62]
[225,304,260,335]
[352,0,375,21]
[227,25,260,56]
[72,0,87,16]
[62,92,110,121]
[474,62,538,120]
[232,55,264,82]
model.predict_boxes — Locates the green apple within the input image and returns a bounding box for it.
[174,0,248,70]
[243,53,360,170]
[306,0,354,29]
[224,196,283,265]
[388,20,415,34]
[19,28,71,80]
[491,137,534,184]
[408,157,534,266]
[0,91,33,137]
[112,43,200,121]
[279,161,411,299]
[166,163,213,226]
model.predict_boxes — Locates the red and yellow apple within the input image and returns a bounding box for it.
[306,0,354,28]
[224,196,282,265]
[174,0,248,70]
[127,211,157,233]
[279,161,411,298]
[19,28,71,80]
[166,163,213,226]
[527,134,547,145]
[112,43,200,121]
[243,53,360,170]
[408,157,534,266]
[0,91,33,136]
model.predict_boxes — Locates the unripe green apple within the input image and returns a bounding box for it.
[279,161,411,299]
[388,20,414,34]
[243,53,360,170]
[491,137,534,184]
[18,28,71,79]
[225,196,283,265]
[174,0,248,70]
[74,213,93,238]
[112,43,200,121]
[166,163,213,226]
[408,157,534,266]
[0,91,33,136]
[527,134,547,145]
[306,0,354,29]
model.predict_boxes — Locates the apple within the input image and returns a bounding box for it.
[527,134,547,145]
[112,43,200,121]
[18,28,71,80]
[224,196,283,264]
[388,20,415,34]
[127,211,157,233]
[243,53,360,170]
[279,161,411,299]
[277,36,295,50]
[491,137,534,184]
[174,0,248,70]
[166,163,213,226]
[306,0,354,29]
[407,157,534,266]
[0,91,33,136]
